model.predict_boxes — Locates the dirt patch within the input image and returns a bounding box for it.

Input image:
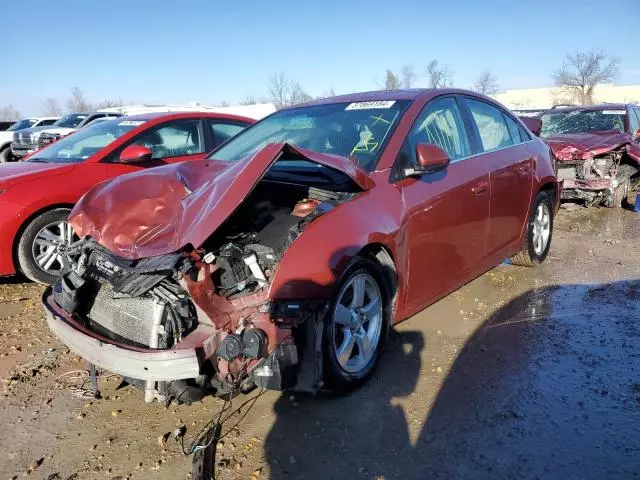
[1,207,639,479]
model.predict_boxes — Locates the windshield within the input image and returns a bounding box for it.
[210,100,411,171]
[26,118,146,164]
[8,119,36,131]
[540,109,627,138]
[52,113,89,128]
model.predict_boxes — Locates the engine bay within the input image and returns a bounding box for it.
[201,180,348,298]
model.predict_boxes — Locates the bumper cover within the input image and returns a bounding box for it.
[43,290,201,381]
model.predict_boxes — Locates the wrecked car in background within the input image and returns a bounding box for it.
[43,89,560,405]
[539,104,640,207]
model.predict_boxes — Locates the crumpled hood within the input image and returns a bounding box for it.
[545,131,640,163]
[70,143,374,259]
[0,161,75,189]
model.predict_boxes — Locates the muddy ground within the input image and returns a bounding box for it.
[1,206,639,480]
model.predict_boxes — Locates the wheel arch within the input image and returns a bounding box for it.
[12,203,75,271]
[356,243,399,323]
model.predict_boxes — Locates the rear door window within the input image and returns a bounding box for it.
[503,113,523,144]
[208,121,247,148]
[466,98,513,152]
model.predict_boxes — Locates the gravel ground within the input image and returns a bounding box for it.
[1,206,639,480]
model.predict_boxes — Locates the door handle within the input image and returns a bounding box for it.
[471,181,489,194]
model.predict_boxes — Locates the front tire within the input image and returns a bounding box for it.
[323,258,390,393]
[511,191,553,267]
[16,208,78,284]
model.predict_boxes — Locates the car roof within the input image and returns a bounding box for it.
[118,111,255,123]
[285,88,496,109]
[544,103,630,114]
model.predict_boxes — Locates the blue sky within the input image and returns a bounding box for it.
[2,0,639,115]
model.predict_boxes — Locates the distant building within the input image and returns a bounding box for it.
[493,84,640,110]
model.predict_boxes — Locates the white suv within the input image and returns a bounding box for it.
[0,117,59,162]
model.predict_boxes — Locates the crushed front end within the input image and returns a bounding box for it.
[549,133,640,207]
[43,236,327,403]
[42,186,353,403]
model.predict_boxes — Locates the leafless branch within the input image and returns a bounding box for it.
[0,105,20,121]
[426,60,453,88]
[472,70,499,95]
[66,87,93,112]
[552,50,619,105]
[267,74,312,109]
[42,98,63,116]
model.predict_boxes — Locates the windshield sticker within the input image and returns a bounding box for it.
[601,110,626,115]
[118,120,145,126]
[346,101,396,110]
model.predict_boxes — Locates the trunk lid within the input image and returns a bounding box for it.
[70,143,374,259]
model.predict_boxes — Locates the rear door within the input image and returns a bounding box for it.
[462,97,533,259]
[397,96,491,312]
[206,119,250,150]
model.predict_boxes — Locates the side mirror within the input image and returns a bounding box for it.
[519,116,542,137]
[635,128,640,140]
[405,143,450,177]
[119,144,152,163]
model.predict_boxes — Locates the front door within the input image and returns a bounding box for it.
[397,96,491,313]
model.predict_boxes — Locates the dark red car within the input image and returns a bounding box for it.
[0,112,253,284]
[44,89,560,403]
[539,104,640,207]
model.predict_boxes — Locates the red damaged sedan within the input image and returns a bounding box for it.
[539,103,640,207]
[43,89,560,403]
[0,112,253,284]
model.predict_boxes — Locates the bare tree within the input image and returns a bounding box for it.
[472,70,499,95]
[95,99,123,109]
[0,105,20,121]
[267,73,312,109]
[42,98,63,116]
[401,64,417,88]
[240,95,258,105]
[384,70,402,89]
[67,86,93,112]
[553,50,619,105]
[426,60,453,88]
[317,87,337,99]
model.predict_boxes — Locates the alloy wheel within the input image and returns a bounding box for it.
[532,203,551,255]
[331,273,383,374]
[31,220,79,275]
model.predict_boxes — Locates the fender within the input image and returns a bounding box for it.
[268,181,405,301]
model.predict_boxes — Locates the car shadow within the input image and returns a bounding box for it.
[263,279,640,479]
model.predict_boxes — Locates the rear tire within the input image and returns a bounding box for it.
[16,208,77,285]
[0,147,13,163]
[511,191,553,267]
[322,257,390,394]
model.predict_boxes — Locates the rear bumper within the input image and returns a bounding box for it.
[42,289,202,381]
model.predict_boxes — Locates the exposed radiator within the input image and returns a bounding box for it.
[88,283,166,348]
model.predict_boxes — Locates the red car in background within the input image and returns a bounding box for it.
[44,89,560,403]
[538,104,640,207]
[0,112,253,284]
